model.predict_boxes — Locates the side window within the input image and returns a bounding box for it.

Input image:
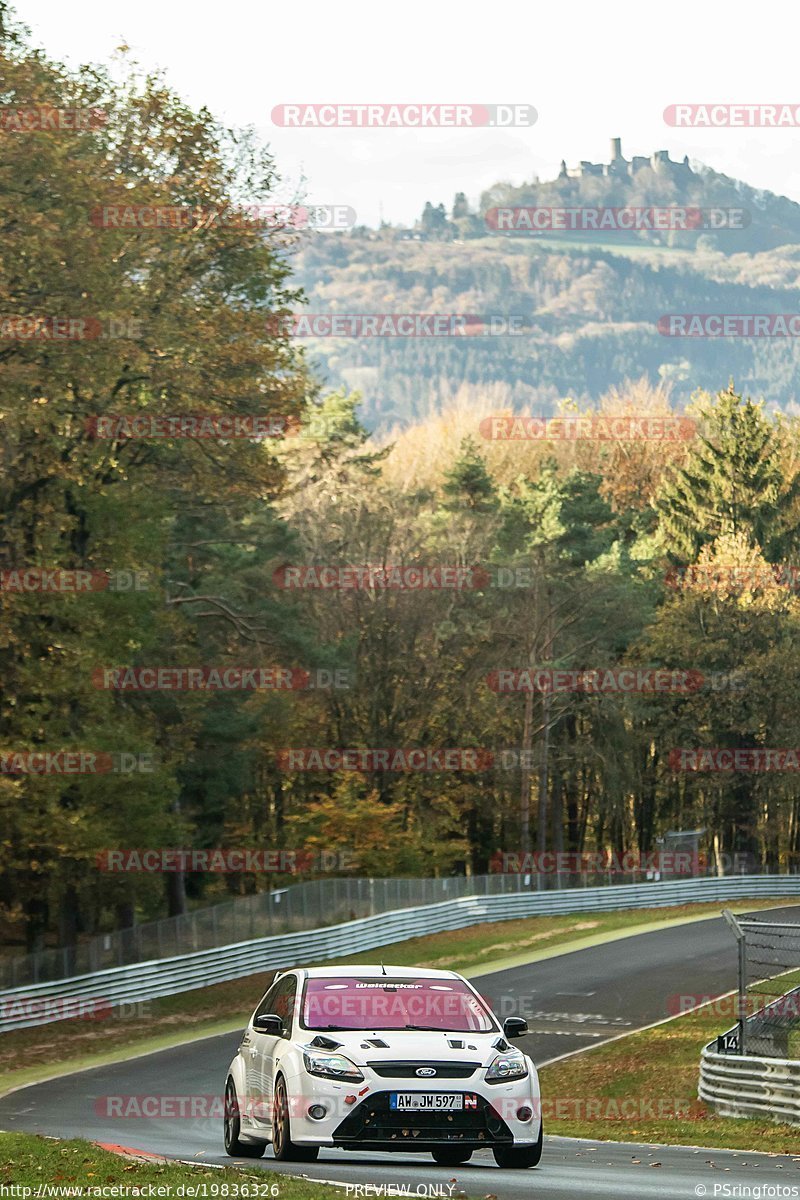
[270,976,297,1036]
[255,981,280,1020]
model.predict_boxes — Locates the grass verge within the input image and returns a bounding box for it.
[0,1132,324,1197]
[539,1000,800,1153]
[2,896,797,1099]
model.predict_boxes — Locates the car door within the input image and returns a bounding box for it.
[251,974,297,1131]
[243,981,280,1128]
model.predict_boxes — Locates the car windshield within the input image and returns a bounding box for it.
[301,976,497,1032]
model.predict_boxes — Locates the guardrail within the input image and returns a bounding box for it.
[699,971,800,1125]
[1,874,799,1034]
[699,1044,800,1125]
[6,865,792,991]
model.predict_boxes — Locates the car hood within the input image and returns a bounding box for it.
[300,1029,507,1068]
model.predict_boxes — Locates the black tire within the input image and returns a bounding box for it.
[224,1078,266,1158]
[492,1121,543,1169]
[271,1077,320,1162]
[431,1147,473,1166]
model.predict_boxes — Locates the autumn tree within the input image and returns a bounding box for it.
[655,384,800,562]
[0,12,309,946]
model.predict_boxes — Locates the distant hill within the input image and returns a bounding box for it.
[477,137,800,254]
[293,144,800,432]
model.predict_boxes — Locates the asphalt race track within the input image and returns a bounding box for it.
[3,906,800,1199]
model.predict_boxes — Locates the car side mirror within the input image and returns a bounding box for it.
[503,1016,528,1038]
[253,1013,284,1036]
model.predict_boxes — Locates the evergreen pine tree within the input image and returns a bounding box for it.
[442,438,497,511]
[654,383,800,561]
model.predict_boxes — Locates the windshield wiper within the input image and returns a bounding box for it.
[400,1024,453,1032]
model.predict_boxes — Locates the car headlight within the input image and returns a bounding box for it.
[302,1049,364,1082]
[485,1051,529,1082]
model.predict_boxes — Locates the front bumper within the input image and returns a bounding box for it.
[283,1066,541,1150]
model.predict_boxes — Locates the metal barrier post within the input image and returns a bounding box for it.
[723,908,747,1055]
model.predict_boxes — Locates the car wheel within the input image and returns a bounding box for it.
[271,1077,319,1162]
[431,1147,473,1166]
[223,1079,266,1158]
[492,1121,543,1169]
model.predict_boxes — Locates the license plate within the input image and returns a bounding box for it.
[390,1093,464,1111]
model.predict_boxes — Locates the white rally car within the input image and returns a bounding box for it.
[223,965,542,1169]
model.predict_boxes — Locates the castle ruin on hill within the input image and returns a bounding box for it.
[558,138,693,180]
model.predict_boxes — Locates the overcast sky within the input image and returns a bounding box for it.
[14,0,800,227]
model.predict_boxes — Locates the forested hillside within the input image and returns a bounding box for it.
[3,12,800,959]
[295,232,800,431]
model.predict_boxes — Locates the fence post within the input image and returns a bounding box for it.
[723,908,747,1055]
[737,934,748,1056]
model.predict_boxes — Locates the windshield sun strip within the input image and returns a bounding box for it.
[297,977,500,1033]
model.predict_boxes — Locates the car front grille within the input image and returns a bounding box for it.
[332,1091,513,1148]
[367,1061,481,1079]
